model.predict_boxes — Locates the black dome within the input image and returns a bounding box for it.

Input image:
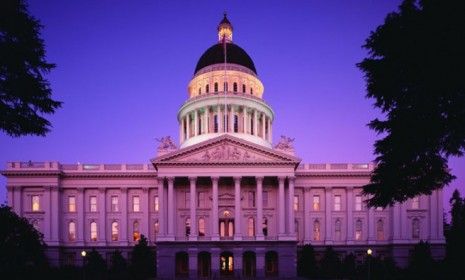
[194,43,257,74]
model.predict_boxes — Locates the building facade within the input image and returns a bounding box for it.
[2,15,445,279]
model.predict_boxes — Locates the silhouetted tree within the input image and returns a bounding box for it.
[130,235,155,280]
[341,253,356,279]
[0,0,62,137]
[0,205,49,278]
[297,244,318,278]
[407,241,435,279]
[109,250,129,280]
[444,189,465,278]
[84,249,107,280]
[357,0,465,207]
[320,246,341,279]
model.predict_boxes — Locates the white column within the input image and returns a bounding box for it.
[194,109,198,136]
[120,188,128,245]
[278,177,285,236]
[167,177,175,238]
[267,117,271,142]
[212,177,219,240]
[437,189,444,239]
[218,106,222,133]
[253,110,258,136]
[230,106,235,133]
[204,108,209,134]
[142,187,149,238]
[157,178,165,236]
[189,177,197,240]
[392,202,401,241]
[179,118,183,143]
[261,114,266,139]
[234,177,242,240]
[243,108,248,134]
[77,188,84,244]
[50,186,60,244]
[13,186,22,216]
[304,189,311,242]
[256,176,264,240]
[368,205,375,243]
[186,113,191,140]
[347,187,354,243]
[325,187,332,243]
[98,187,106,245]
[288,177,295,236]
[43,186,51,242]
[430,190,437,240]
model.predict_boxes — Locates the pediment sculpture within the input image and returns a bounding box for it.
[274,135,295,155]
[156,136,177,156]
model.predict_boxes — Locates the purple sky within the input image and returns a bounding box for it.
[1,0,464,214]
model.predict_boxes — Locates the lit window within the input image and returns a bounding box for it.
[198,218,205,236]
[294,195,299,211]
[263,218,268,236]
[412,197,420,209]
[313,220,320,241]
[68,196,76,212]
[248,217,255,237]
[154,220,159,236]
[335,219,341,241]
[377,219,384,241]
[133,221,140,241]
[376,207,383,211]
[355,195,362,211]
[111,221,119,241]
[198,192,206,208]
[154,195,159,212]
[313,195,320,211]
[248,191,255,207]
[185,218,191,237]
[233,82,237,92]
[206,84,209,93]
[111,196,119,212]
[32,195,40,212]
[90,196,97,212]
[334,195,341,211]
[355,219,363,241]
[133,196,140,212]
[68,221,76,241]
[263,191,268,207]
[214,82,218,92]
[412,218,420,239]
[90,222,98,241]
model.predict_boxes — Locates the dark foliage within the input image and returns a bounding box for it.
[319,246,341,279]
[358,0,465,207]
[297,244,318,278]
[0,205,49,278]
[84,249,107,280]
[444,189,465,278]
[130,235,156,280]
[0,0,61,137]
[341,253,357,280]
[109,250,129,280]
[406,241,436,279]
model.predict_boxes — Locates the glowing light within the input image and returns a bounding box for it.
[367,248,373,255]
[81,250,87,257]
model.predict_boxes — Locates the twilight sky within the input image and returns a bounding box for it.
[1,0,464,213]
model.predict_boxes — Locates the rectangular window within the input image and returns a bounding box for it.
[198,192,205,208]
[355,195,362,211]
[293,195,299,211]
[111,196,119,212]
[334,195,341,211]
[313,195,320,211]
[133,196,140,212]
[412,197,420,209]
[90,196,97,212]
[263,191,268,207]
[68,196,76,212]
[248,191,256,207]
[32,195,40,212]
[154,195,159,212]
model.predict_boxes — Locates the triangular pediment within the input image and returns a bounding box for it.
[152,134,300,166]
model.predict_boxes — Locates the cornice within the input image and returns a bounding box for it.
[1,170,157,179]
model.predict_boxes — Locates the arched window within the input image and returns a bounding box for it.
[133,221,140,241]
[198,87,201,95]
[224,82,228,92]
[214,115,219,133]
[248,217,255,237]
[185,218,191,237]
[265,251,278,277]
[377,219,384,241]
[355,219,363,241]
[295,219,299,240]
[214,82,218,93]
[111,221,119,241]
[242,84,246,93]
[198,218,205,236]
[335,219,341,241]
[68,221,76,241]
[313,219,320,241]
[234,115,238,132]
[250,88,253,95]
[206,84,210,93]
[412,218,420,239]
[233,82,238,92]
[243,251,256,277]
[154,220,159,236]
[90,221,98,241]
[175,252,189,277]
[263,218,268,236]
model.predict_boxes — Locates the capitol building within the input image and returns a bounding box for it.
[2,15,445,279]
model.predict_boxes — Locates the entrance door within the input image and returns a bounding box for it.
[220,252,234,276]
[198,252,211,278]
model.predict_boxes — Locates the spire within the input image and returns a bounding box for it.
[218,12,233,43]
